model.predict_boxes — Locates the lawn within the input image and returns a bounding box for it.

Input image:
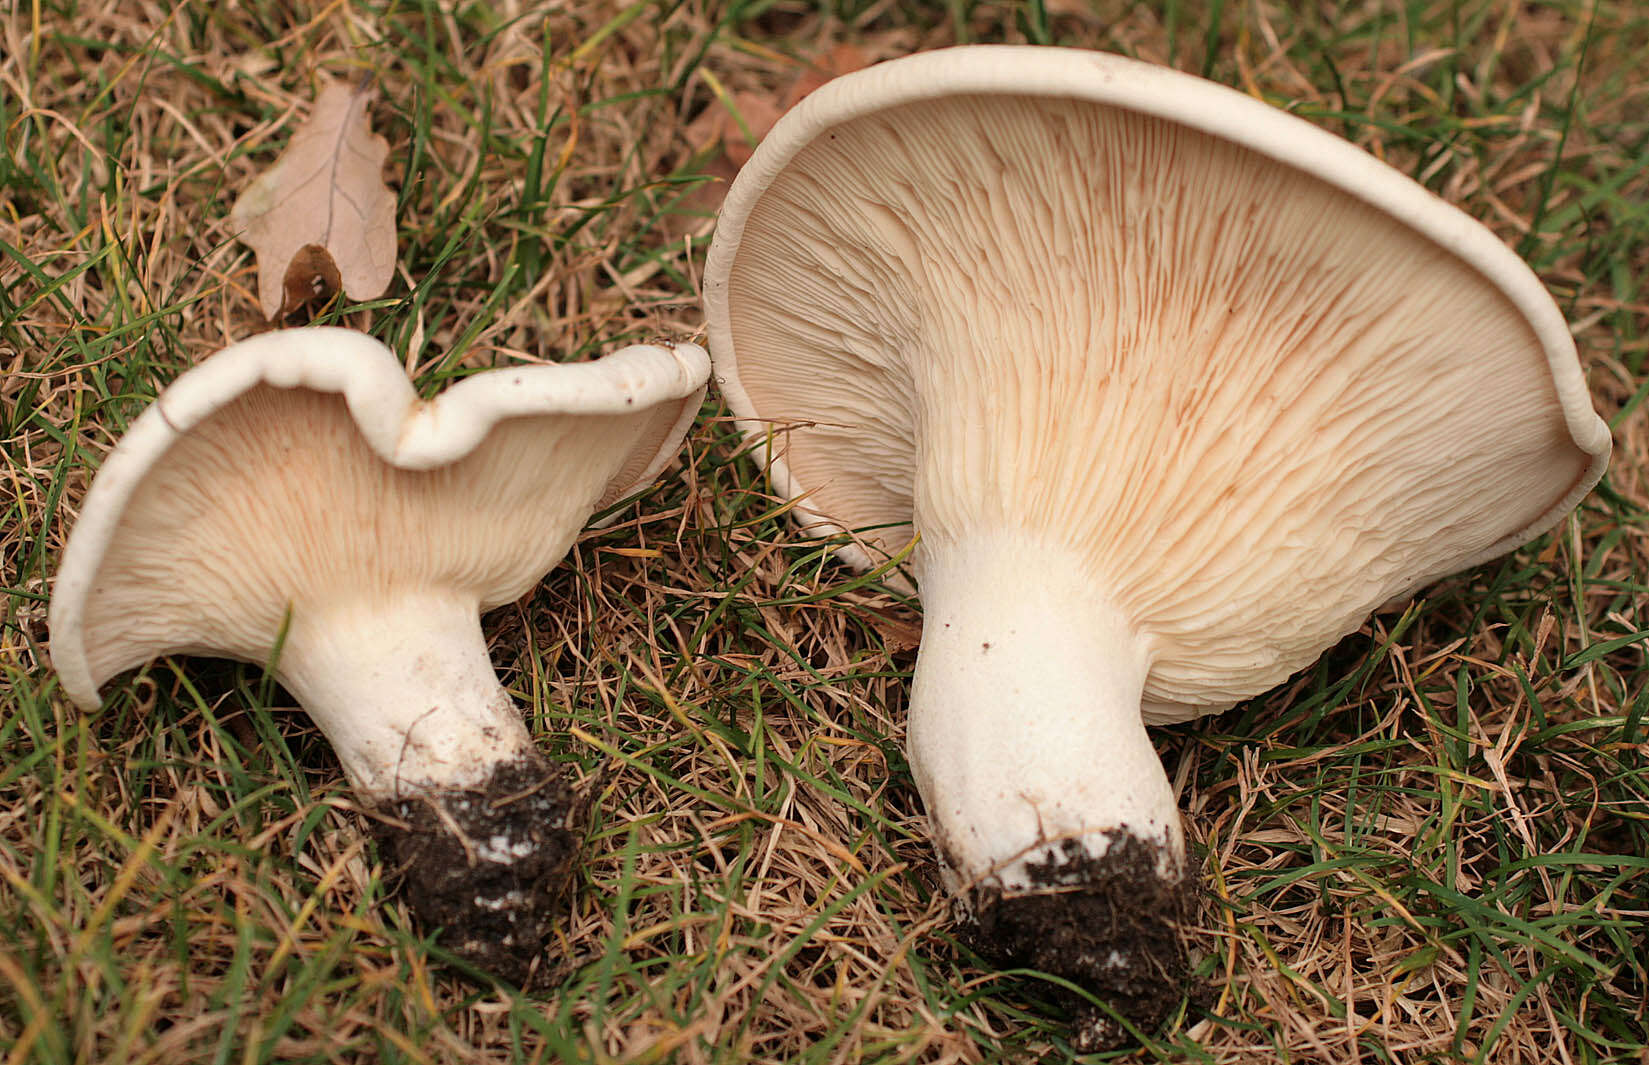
[2,1,1645,1062]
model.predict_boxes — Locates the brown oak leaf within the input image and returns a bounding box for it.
[230,78,396,321]
[690,45,873,167]
[672,44,878,242]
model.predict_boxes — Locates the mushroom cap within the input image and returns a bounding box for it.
[50,327,709,708]
[703,46,1610,719]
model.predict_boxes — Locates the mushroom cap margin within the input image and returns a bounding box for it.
[48,327,710,709]
[703,44,1610,575]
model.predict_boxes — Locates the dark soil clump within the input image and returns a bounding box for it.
[370,755,582,986]
[963,830,1194,1051]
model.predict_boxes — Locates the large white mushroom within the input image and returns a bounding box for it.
[50,326,709,981]
[702,46,1610,1042]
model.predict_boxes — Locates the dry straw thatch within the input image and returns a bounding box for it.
[2,1,1644,1062]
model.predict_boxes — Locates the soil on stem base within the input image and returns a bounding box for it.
[371,755,582,985]
[963,831,1195,1051]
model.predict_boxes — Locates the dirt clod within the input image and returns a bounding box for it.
[370,755,582,986]
[963,831,1194,1052]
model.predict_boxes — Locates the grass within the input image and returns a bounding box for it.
[2,0,1646,1061]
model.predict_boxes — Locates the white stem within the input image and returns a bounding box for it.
[908,532,1183,895]
[272,593,536,799]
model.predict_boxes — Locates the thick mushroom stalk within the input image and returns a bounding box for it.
[276,595,539,798]
[909,533,1186,1044]
[273,594,578,974]
[910,534,1175,886]
[703,47,1610,1043]
[50,327,710,982]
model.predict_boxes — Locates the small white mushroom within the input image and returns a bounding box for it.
[702,46,1610,1042]
[50,326,709,980]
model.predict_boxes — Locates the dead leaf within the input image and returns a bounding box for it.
[784,44,871,109]
[712,93,784,169]
[690,45,873,167]
[671,43,879,242]
[850,602,923,655]
[231,78,397,321]
[279,243,344,320]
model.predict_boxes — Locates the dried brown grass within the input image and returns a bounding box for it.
[2,1,1645,1063]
